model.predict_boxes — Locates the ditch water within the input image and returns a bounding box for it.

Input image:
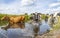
[0,20,51,38]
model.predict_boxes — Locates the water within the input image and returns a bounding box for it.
[0,29,7,38]
[0,20,51,38]
[39,20,51,35]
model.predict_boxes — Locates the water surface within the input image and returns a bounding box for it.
[0,20,51,38]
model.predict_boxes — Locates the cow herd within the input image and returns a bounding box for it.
[0,13,58,37]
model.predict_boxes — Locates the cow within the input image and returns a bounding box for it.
[48,14,58,28]
[1,15,25,30]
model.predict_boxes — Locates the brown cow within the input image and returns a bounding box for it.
[1,15,25,30]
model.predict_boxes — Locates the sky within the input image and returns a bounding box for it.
[0,0,60,14]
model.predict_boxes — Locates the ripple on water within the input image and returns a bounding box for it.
[0,29,7,38]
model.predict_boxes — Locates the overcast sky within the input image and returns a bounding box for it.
[0,0,60,14]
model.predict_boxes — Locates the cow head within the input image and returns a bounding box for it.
[1,16,10,21]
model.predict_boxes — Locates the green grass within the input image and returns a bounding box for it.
[0,21,8,26]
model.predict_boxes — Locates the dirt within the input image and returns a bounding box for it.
[35,29,60,38]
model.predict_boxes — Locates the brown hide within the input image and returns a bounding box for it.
[1,16,25,23]
[10,16,25,23]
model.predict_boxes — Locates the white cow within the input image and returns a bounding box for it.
[48,15,58,28]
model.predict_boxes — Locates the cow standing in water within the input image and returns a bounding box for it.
[48,14,58,28]
[1,15,25,30]
[30,12,41,37]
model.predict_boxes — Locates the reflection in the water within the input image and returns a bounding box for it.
[0,20,51,38]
